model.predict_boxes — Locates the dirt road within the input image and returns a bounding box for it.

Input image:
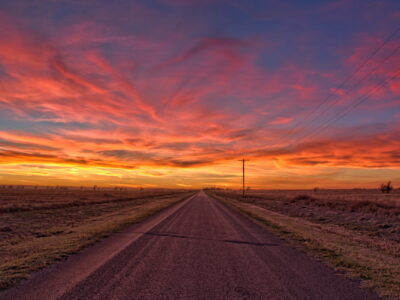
[0,191,378,299]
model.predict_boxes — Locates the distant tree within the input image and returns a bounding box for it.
[380,181,393,194]
[313,187,320,192]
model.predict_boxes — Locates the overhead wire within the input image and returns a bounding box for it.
[286,43,400,145]
[289,67,400,144]
[282,25,400,143]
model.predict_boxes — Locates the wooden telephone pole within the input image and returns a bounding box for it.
[238,159,249,197]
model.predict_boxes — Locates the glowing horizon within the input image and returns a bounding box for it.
[0,0,399,189]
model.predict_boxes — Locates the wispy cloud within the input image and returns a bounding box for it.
[0,0,399,187]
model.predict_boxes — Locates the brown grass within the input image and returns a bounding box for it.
[207,189,400,299]
[0,188,195,290]
[289,194,400,216]
[0,188,188,212]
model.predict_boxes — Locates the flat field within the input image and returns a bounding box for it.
[207,188,400,298]
[0,187,195,290]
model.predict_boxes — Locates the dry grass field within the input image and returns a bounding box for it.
[0,187,195,290]
[206,188,400,298]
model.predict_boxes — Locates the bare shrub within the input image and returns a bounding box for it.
[291,194,317,203]
[380,181,393,194]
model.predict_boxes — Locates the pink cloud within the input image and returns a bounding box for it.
[269,117,293,125]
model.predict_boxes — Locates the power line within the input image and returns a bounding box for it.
[293,68,400,143]
[298,44,400,137]
[284,25,400,142]
[286,46,400,145]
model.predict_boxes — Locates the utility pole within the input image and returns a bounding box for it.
[238,159,249,198]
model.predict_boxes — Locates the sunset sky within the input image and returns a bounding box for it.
[0,0,399,189]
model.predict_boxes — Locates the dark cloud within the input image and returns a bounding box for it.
[169,158,213,167]
[0,139,60,151]
[98,150,156,160]
[0,150,136,169]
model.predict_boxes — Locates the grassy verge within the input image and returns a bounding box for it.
[0,191,195,290]
[207,191,400,299]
